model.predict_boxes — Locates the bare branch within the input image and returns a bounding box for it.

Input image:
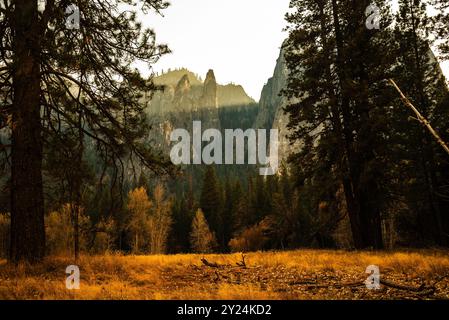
[390,79,449,156]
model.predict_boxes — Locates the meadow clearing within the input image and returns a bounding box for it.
[0,250,448,300]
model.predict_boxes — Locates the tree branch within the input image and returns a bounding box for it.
[389,79,449,156]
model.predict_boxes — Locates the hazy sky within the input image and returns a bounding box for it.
[146,0,291,100]
[144,0,448,101]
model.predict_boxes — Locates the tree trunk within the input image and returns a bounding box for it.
[329,0,384,249]
[10,0,45,263]
[359,189,384,249]
[330,0,365,249]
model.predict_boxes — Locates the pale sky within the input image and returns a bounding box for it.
[141,0,448,101]
[145,0,291,100]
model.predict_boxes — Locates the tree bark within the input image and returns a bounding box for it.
[10,0,45,263]
[330,0,365,249]
[330,0,384,249]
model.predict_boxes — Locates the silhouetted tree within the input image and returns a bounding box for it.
[284,0,395,249]
[0,0,171,262]
[200,166,223,245]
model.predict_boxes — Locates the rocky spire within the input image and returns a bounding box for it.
[175,74,191,97]
[173,74,194,111]
[201,69,218,109]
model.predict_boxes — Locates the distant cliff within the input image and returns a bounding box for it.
[145,58,297,165]
[218,83,255,107]
[143,68,258,154]
[254,49,288,130]
[254,47,299,166]
[146,68,255,115]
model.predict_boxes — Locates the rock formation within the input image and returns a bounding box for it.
[201,69,219,110]
[144,68,256,155]
[254,47,299,167]
[146,68,255,115]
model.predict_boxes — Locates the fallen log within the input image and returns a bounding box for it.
[291,278,433,293]
[305,281,365,290]
[380,279,426,292]
[201,258,221,268]
[288,280,365,289]
[288,279,319,286]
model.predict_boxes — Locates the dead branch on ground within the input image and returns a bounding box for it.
[236,254,247,268]
[201,258,221,268]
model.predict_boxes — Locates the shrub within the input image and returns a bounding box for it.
[46,204,90,256]
[229,218,272,253]
[91,217,116,254]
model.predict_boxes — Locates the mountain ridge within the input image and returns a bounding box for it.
[151,68,256,110]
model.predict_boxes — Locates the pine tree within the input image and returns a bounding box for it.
[231,180,249,233]
[431,0,449,62]
[200,166,223,247]
[284,0,395,249]
[391,0,449,245]
[170,196,194,253]
[284,0,449,249]
[253,174,271,220]
[0,0,171,262]
[221,177,235,251]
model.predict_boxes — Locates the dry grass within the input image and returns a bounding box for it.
[0,249,448,300]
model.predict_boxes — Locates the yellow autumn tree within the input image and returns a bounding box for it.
[91,217,116,254]
[46,204,90,256]
[190,208,217,253]
[228,218,272,253]
[127,187,152,253]
[147,184,173,254]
